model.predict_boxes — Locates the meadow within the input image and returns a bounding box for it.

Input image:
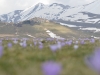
[0,38,100,75]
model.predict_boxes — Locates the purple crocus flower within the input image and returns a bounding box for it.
[85,48,100,73]
[34,41,37,46]
[42,61,62,75]
[0,40,2,43]
[66,41,72,46]
[39,42,43,45]
[81,40,85,44]
[60,42,66,47]
[22,42,27,48]
[8,43,12,48]
[47,38,53,41]
[20,42,27,48]
[90,38,95,43]
[0,40,2,45]
[69,40,73,43]
[57,41,61,45]
[50,45,58,52]
[5,38,8,40]
[13,40,18,44]
[39,44,43,50]
[0,45,3,57]
[85,38,89,40]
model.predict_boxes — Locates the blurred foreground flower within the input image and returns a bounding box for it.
[50,45,58,52]
[22,42,27,48]
[34,41,37,46]
[20,42,27,47]
[0,40,2,45]
[85,47,100,73]
[8,43,12,48]
[90,38,95,43]
[0,45,3,57]
[81,40,85,44]
[39,44,43,50]
[66,41,72,46]
[42,61,62,75]
[49,44,62,52]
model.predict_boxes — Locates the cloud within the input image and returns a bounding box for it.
[0,0,95,15]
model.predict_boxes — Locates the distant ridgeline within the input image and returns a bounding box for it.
[14,17,50,27]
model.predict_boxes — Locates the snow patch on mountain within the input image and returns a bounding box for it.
[45,28,65,39]
[26,34,35,38]
[80,27,100,33]
[60,23,82,27]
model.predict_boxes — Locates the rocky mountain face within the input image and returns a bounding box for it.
[14,17,50,27]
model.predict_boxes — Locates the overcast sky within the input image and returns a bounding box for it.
[0,0,95,15]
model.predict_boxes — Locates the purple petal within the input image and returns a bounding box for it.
[85,48,100,72]
[0,46,3,57]
[42,61,62,75]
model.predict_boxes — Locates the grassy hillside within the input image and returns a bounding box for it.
[0,21,91,38]
[17,22,76,38]
[0,22,16,37]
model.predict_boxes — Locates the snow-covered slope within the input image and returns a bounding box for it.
[20,3,45,21]
[83,0,100,14]
[0,0,100,23]
[58,0,100,23]
[58,6,85,20]
[60,12,100,23]
[0,3,70,23]
[59,0,100,23]
[19,3,70,21]
[0,10,22,23]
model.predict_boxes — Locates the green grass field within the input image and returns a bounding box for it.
[0,39,100,75]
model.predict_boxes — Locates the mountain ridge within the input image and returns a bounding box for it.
[0,0,100,24]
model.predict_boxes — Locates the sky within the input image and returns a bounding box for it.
[0,0,95,15]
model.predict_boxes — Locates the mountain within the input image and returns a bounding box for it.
[58,0,100,24]
[0,3,70,23]
[83,0,100,14]
[0,0,100,23]
[0,10,22,23]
